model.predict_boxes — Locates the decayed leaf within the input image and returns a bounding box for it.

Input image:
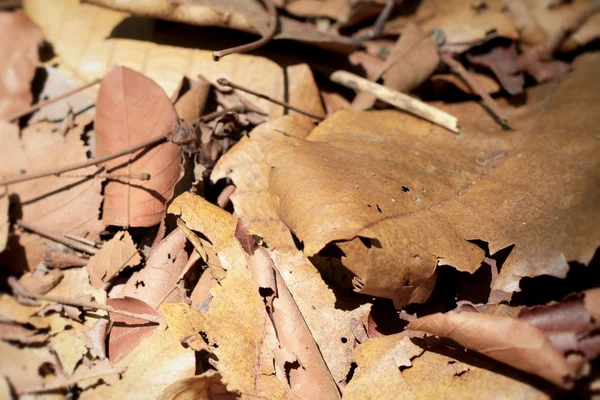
[0,321,49,344]
[264,53,600,305]
[0,191,7,253]
[0,9,43,120]
[282,0,387,24]
[159,370,240,400]
[50,328,88,375]
[81,327,195,400]
[25,0,325,117]
[467,43,525,95]
[352,23,440,110]
[407,311,579,388]
[96,66,182,227]
[19,269,64,294]
[87,231,141,288]
[211,115,316,251]
[0,116,103,271]
[122,228,189,308]
[0,341,57,393]
[106,297,160,363]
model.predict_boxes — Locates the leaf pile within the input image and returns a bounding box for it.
[0,1,599,399]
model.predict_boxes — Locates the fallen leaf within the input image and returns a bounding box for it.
[264,53,600,305]
[211,115,316,251]
[106,296,160,363]
[282,0,387,24]
[0,116,103,272]
[19,269,64,294]
[407,311,579,388]
[0,341,57,393]
[87,231,141,288]
[122,228,189,308]
[0,321,49,344]
[0,9,43,120]
[0,191,7,253]
[467,42,525,95]
[84,318,109,360]
[158,370,240,400]
[172,76,211,123]
[96,66,182,227]
[81,327,195,400]
[50,328,88,375]
[430,72,501,95]
[352,23,440,110]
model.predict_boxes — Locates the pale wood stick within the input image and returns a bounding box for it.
[329,70,459,133]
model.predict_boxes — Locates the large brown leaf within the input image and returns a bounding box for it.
[0,10,43,120]
[264,53,600,306]
[96,66,182,227]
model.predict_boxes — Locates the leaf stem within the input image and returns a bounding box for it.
[441,53,509,129]
[17,367,127,394]
[218,78,326,120]
[9,78,102,122]
[212,0,278,61]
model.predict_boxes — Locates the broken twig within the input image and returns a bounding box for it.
[212,0,278,61]
[441,53,509,128]
[17,221,100,255]
[218,78,326,120]
[329,70,459,133]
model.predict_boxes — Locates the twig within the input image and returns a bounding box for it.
[329,70,459,133]
[440,53,509,128]
[17,221,100,255]
[354,0,398,45]
[18,367,127,394]
[63,233,98,247]
[218,78,326,120]
[57,172,151,180]
[9,78,102,122]
[212,0,278,61]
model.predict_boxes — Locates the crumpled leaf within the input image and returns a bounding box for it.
[122,228,189,308]
[467,42,525,95]
[211,115,316,251]
[81,327,195,400]
[264,53,600,305]
[96,66,182,227]
[86,231,141,288]
[106,296,160,363]
[0,116,103,271]
[407,310,579,388]
[352,23,440,110]
[0,9,43,120]
[158,370,240,400]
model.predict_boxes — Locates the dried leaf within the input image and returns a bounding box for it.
[0,9,43,120]
[0,116,103,271]
[106,297,160,364]
[407,311,578,388]
[19,269,64,295]
[0,341,57,393]
[173,76,211,123]
[0,321,49,344]
[96,66,182,227]
[81,327,195,400]
[84,318,109,360]
[352,23,440,110]
[282,0,387,25]
[467,43,525,95]
[0,191,7,253]
[87,231,141,288]
[264,53,600,305]
[51,328,88,375]
[122,228,189,308]
[159,370,240,400]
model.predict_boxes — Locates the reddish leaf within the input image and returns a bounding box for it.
[96,66,182,227]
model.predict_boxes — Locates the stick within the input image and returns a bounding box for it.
[212,0,278,61]
[57,172,151,180]
[18,367,127,394]
[17,221,100,255]
[440,53,509,128]
[329,70,459,133]
[218,78,326,120]
[63,233,98,247]
[354,0,398,45]
[9,78,102,122]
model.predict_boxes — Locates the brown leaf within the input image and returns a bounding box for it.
[122,228,189,308]
[51,328,89,375]
[467,42,525,95]
[19,269,64,295]
[0,321,49,344]
[407,311,579,388]
[352,23,440,110]
[0,10,43,120]
[0,191,7,253]
[106,296,160,364]
[86,231,141,288]
[282,0,387,24]
[172,76,211,124]
[0,341,57,393]
[81,327,195,399]
[430,72,501,95]
[96,66,182,227]
[159,370,240,400]
[264,53,600,305]
[0,116,103,271]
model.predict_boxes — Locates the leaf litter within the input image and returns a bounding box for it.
[0,1,599,399]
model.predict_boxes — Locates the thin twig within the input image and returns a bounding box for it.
[17,221,100,255]
[18,367,127,394]
[212,0,278,61]
[218,78,326,120]
[63,233,98,247]
[9,78,102,122]
[354,0,398,45]
[329,70,459,133]
[441,53,509,128]
[57,172,151,180]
